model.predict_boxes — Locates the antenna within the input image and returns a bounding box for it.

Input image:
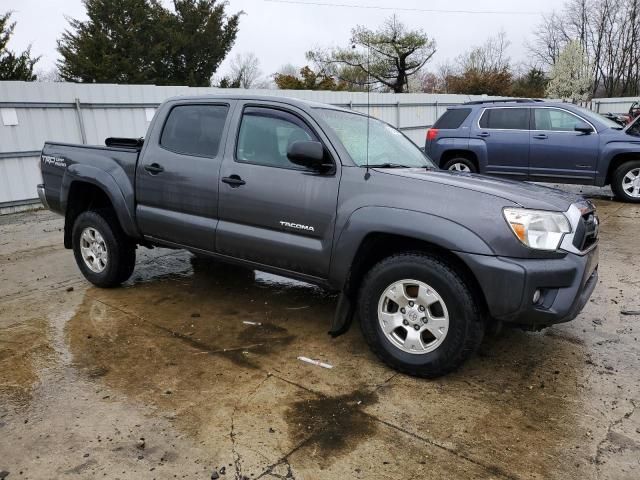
[366,37,371,174]
[353,40,371,177]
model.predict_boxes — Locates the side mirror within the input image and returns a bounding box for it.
[287,141,329,171]
[575,124,594,134]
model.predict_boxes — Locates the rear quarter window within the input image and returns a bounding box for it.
[433,108,471,129]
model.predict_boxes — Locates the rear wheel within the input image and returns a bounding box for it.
[358,252,484,378]
[611,160,640,203]
[72,210,136,287]
[442,157,477,173]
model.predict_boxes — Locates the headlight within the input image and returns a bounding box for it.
[503,208,571,251]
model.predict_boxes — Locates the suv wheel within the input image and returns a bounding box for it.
[358,252,484,378]
[611,160,640,203]
[72,210,136,287]
[443,157,477,173]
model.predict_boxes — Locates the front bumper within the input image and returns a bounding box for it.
[37,184,49,209]
[458,246,599,328]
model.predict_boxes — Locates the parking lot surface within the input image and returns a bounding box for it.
[1,191,639,479]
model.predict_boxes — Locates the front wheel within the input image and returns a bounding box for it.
[358,253,484,378]
[611,160,640,203]
[72,210,136,287]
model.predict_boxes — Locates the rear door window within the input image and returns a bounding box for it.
[433,108,471,129]
[160,104,229,157]
[479,108,529,130]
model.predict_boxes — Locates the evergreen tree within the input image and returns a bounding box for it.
[57,0,240,86]
[0,11,39,81]
[511,68,548,98]
[308,15,436,93]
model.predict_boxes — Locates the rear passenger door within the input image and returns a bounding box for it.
[215,103,340,280]
[472,107,530,180]
[528,107,599,184]
[136,101,234,251]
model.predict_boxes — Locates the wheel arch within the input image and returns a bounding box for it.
[330,207,494,310]
[604,152,640,185]
[61,167,139,248]
[439,149,479,170]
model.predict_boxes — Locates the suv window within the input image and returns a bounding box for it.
[433,108,471,129]
[236,107,316,169]
[160,104,229,157]
[479,108,529,130]
[534,108,587,131]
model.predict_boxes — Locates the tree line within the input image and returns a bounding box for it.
[1,0,639,100]
[530,0,640,97]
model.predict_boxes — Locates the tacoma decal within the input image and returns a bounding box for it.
[280,221,315,232]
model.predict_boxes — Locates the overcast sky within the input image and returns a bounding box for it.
[4,0,561,81]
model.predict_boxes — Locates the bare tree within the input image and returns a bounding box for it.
[530,0,640,97]
[35,68,62,82]
[445,32,513,96]
[227,52,262,89]
[457,31,510,74]
[527,12,569,68]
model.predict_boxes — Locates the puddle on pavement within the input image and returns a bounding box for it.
[64,255,337,442]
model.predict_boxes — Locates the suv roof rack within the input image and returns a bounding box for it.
[463,98,545,105]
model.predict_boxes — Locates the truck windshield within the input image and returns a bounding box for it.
[316,108,434,168]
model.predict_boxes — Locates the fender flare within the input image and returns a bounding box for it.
[60,163,139,239]
[328,206,494,291]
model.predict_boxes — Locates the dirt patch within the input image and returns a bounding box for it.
[286,390,378,463]
[0,318,53,409]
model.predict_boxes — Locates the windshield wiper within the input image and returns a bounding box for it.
[367,163,413,168]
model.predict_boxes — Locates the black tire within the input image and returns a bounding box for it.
[610,160,640,203]
[72,210,136,287]
[442,157,477,173]
[358,252,484,378]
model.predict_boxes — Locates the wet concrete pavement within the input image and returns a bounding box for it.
[0,194,639,479]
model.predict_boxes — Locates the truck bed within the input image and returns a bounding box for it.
[40,141,140,214]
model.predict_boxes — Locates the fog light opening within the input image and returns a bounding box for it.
[533,289,542,304]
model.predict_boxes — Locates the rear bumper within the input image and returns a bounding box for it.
[458,246,599,327]
[37,184,49,209]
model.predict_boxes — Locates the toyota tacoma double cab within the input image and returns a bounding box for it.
[38,95,599,378]
[426,99,640,202]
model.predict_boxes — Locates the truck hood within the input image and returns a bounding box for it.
[377,168,583,211]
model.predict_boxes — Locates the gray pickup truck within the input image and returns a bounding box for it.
[38,95,599,377]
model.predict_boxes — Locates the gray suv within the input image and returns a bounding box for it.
[425,99,640,202]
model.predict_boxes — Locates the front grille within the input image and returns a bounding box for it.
[572,210,599,252]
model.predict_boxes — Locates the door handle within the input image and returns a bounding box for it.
[221,175,246,187]
[533,134,548,140]
[477,132,490,138]
[144,163,164,174]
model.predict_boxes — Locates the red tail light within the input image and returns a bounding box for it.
[426,128,439,141]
